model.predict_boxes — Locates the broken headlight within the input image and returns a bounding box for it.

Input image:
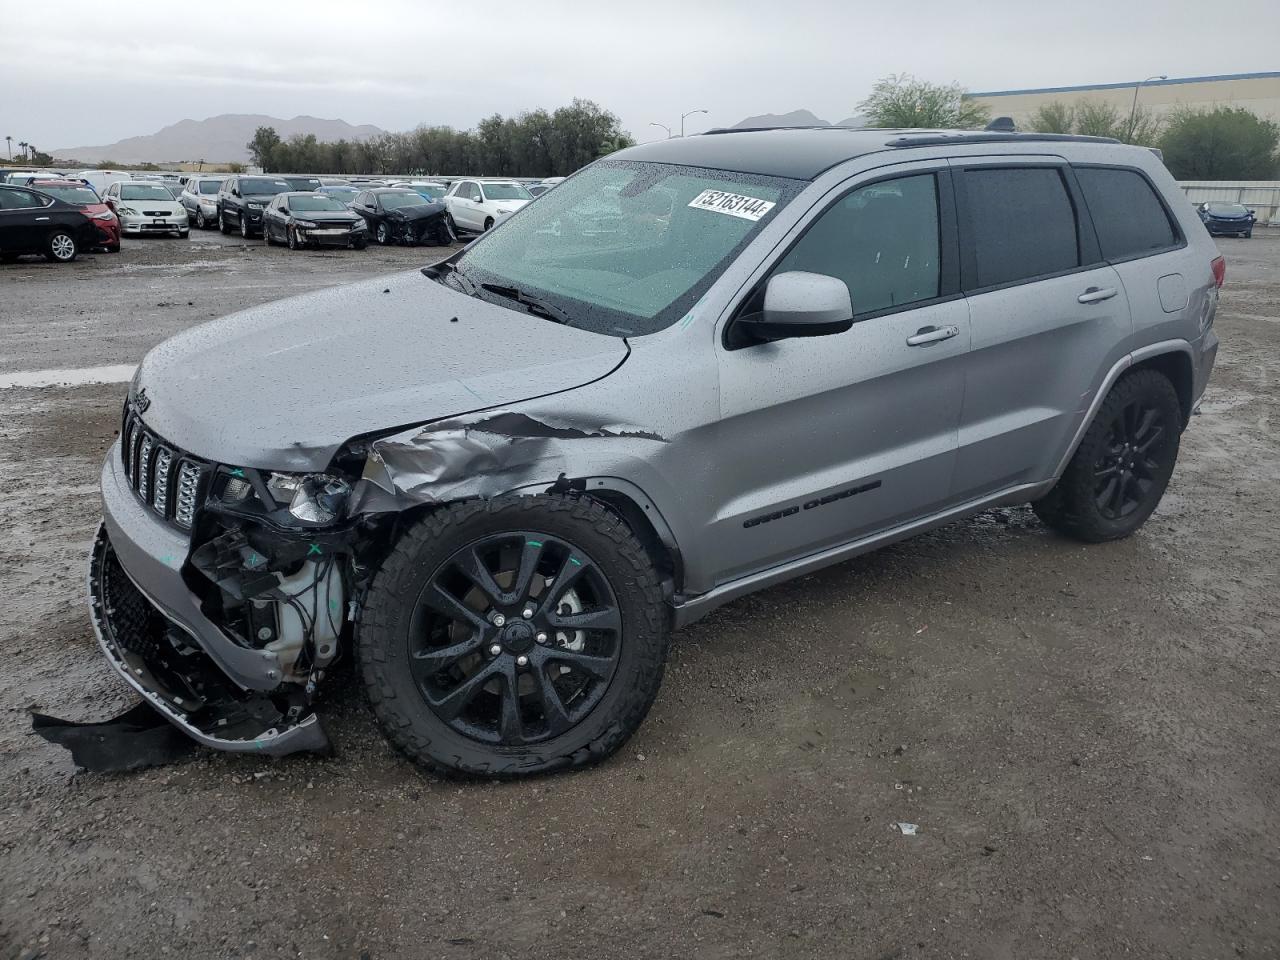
[219,470,351,526]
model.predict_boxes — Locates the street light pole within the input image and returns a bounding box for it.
[680,109,708,137]
[649,122,672,140]
[1128,74,1166,141]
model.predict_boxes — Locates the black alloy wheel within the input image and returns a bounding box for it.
[409,532,622,746]
[358,495,670,777]
[1092,399,1170,520]
[1033,369,1182,542]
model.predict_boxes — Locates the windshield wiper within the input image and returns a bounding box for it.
[423,260,478,295]
[479,282,573,327]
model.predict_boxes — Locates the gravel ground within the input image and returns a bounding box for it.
[0,229,1277,960]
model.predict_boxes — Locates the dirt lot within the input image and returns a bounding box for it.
[1,229,1278,960]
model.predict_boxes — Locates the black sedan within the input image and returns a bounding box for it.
[0,184,98,263]
[263,192,369,250]
[1198,201,1256,238]
[350,188,456,246]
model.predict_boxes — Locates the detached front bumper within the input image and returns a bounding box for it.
[90,444,328,756]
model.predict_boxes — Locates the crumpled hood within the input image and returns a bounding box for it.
[392,201,447,220]
[135,270,628,471]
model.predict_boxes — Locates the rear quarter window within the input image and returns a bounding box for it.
[1074,166,1179,261]
[962,167,1080,289]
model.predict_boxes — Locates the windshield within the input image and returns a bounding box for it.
[120,183,175,201]
[409,184,446,199]
[482,182,533,201]
[198,180,223,194]
[452,160,799,337]
[284,177,321,190]
[288,195,349,212]
[1206,202,1248,215]
[379,191,428,210]
[242,178,290,196]
[36,185,99,204]
[322,187,358,199]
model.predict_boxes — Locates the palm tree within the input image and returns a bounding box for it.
[4,136,10,161]
[18,141,27,161]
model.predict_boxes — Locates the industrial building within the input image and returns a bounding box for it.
[969,71,1280,128]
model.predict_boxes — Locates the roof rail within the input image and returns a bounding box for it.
[886,132,1120,148]
[701,125,859,135]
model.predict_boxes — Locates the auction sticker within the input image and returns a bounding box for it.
[687,189,776,221]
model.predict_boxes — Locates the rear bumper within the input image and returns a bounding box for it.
[1194,329,1219,408]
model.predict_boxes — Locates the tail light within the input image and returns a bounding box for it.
[1210,255,1226,288]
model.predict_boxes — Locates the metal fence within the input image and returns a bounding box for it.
[1178,181,1280,225]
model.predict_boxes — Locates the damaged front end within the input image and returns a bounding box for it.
[87,418,385,758]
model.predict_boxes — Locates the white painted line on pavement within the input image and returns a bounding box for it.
[0,364,137,389]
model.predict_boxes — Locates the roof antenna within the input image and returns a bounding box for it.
[985,116,1016,132]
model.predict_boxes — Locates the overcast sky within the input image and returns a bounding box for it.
[2,0,1277,152]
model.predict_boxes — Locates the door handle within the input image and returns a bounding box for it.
[1077,286,1118,304]
[906,324,960,347]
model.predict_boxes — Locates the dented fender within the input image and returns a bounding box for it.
[348,409,670,512]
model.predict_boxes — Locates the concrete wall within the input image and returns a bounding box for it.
[971,72,1280,128]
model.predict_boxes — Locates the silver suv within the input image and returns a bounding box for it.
[89,129,1220,777]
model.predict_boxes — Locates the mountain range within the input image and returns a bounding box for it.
[732,109,867,129]
[53,114,385,165]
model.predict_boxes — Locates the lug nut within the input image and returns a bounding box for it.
[516,655,529,667]
[535,632,548,645]
[522,606,535,619]
[491,613,506,627]
[489,644,502,656]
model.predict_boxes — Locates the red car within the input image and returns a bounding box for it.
[30,180,120,252]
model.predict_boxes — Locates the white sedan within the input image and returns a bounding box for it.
[443,179,533,233]
[102,181,189,238]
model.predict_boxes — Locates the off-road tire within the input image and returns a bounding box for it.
[358,494,670,778]
[1033,369,1182,542]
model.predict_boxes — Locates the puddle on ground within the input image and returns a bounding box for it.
[0,364,137,389]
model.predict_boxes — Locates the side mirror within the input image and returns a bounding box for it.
[737,271,855,343]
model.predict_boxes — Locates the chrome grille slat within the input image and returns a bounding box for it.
[137,436,153,502]
[152,447,173,515]
[175,462,202,529]
[120,406,205,532]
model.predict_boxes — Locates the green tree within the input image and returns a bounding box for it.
[1159,106,1280,180]
[1028,101,1076,134]
[857,74,990,129]
[246,126,281,170]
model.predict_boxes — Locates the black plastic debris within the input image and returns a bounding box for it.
[31,701,196,773]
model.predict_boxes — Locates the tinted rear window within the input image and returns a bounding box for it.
[1075,167,1178,260]
[964,167,1079,288]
